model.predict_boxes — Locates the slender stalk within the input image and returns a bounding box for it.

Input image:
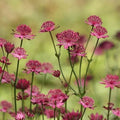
[65,101,67,113]
[20,39,23,48]
[79,56,83,88]
[57,109,60,120]
[54,106,56,120]
[1,46,5,56]
[83,38,99,95]
[30,72,34,112]
[22,90,24,112]
[14,59,20,114]
[85,26,94,49]
[81,108,86,120]
[3,112,5,120]
[41,103,44,120]
[107,88,112,120]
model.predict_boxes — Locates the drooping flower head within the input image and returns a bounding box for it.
[14,24,35,40]
[15,112,25,120]
[0,100,12,113]
[0,38,7,48]
[100,74,120,89]
[85,15,102,27]
[91,26,109,39]
[11,47,27,60]
[89,113,105,120]
[24,60,41,74]
[103,103,114,110]
[40,21,56,32]
[4,42,14,54]
[16,79,30,90]
[112,108,120,117]
[56,30,80,49]
[79,96,95,109]
[40,62,53,74]
[0,56,11,65]
[62,110,82,120]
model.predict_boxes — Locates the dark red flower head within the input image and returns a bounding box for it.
[4,42,14,54]
[52,70,60,77]
[16,79,30,90]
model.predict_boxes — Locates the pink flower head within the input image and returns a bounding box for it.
[91,26,109,39]
[40,21,56,32]
[89,113,105,120]
[70,55,79,64]
[4,42,14,54]
[48,89,68,108]
[24,60,41,74]
[52,70,60,77]
[0,38,7,48]
[0,56,11,65]
[45,109,58,118]
[0,100,12,113]
[76,35,87,45]
[14,24,35,40]
[100,74,120,89]
[15,112,25,120]
[1,71,14,84]
[16,79,30,90]
[56,30,79,49]
[25,85,40,96]
[17,92,29,100]
[79,96,95,109]
[112,108,120,117]
[85,15,102,27]
[62,110,82,120]
[11,47,27,60]
[41,62,53,74]
[70,44,86,57]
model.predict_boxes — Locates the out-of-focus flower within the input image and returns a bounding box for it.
[14,24,35,40]
[85,15,102,27]
[4,42,14,54]
[100,74,120,89]
[15,112,25,120]
[0,100,12,113]
[16,79,30,90]
[52,70,60,77]
[91,26,108,39]
[103,103,114,110]
[17,92,29,100]
[40,21,56,32]
[76,35,87,45]
[25,85,40,96]
[112,108,120,117]
[0,38,7,48]
[79,96,95,109]
[0,56,11,65]
[48,89,68,108]
[56,30,79,49]
[45,109,58,118]
[62,110,82,120]
[115,31,120,40]
[11,47,27,60]
[89,113,105,120]
[41,62,53,74]
[24,60,41,74]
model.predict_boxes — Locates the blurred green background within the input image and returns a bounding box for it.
[0,0,120,119]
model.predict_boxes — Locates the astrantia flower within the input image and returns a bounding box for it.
[0,100,12,113]
[76,35,87,45]
[85,15,102,27]
[40,21,56,32]
[11,47,27,60]
[24,60,41,74]
[91,26,109,39]
[62,110,82,120]
[52,70,60,77]
[16,79,30,90]
[112,108,120,117]
[0,38,7,48]
[79,96,95,109]
[17,92,29,100]
[15,112,25,120]
[56,30,79,49]
[41,62,53,74]
[70,44,86,57]
[45,109,58,118]
[14,24,35,40]
[89,113,105,120]
[0,56,11,65]
[100,74,120,89]
[4,42,14,54]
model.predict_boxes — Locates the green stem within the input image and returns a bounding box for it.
[3,112,5,120]
[81,108,86,120]
[107,88,112,120]
[20,39,23,48]
[30,72,34,112]
[79,56,83,88]
[1,46,5,56]
[65,101,67,113]
[22,90,24,112]
[54,107,56,120]
[83,38,99,95]
[41,103,44,120]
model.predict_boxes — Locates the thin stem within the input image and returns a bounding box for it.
[3,112,5,120]
[83,38,99,95]
[54,107,56,120]
[79,56,83,88]
[1,46,5,56]
[30,72,34,112]
[107,88,112,120]
[65,101,67,113]
[22,90,24,112]
[20,39,23,48]
[41,103,44,120]
[81,108,86,120]
[85,26,94,49]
